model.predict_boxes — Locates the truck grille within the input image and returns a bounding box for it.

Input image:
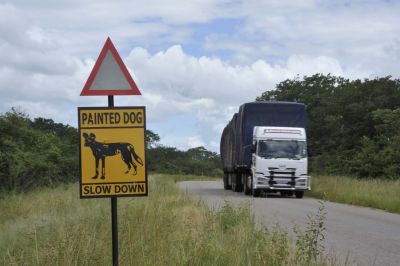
[268,168,296,186]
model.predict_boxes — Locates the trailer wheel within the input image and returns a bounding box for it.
[223,174,230,190]
[235,173,244,192]
[223,173,232,190]
[232,173,240,192]
[295,191,304,199]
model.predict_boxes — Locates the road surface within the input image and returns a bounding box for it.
[179,181,400,266]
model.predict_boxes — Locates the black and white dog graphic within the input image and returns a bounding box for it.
[82,133,143,179]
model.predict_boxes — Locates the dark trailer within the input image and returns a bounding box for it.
[221,101,307,192]
[220,113,238,190]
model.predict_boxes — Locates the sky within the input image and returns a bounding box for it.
[1,0,400,152]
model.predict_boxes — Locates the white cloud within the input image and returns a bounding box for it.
[202,1,400,77]
[122,45,349,150]
[187,136,205,148]
[287,55,343,77]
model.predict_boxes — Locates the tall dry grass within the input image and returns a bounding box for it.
[308,175,400,213]
[1,174,332,265]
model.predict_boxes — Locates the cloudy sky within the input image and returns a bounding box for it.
[1,0,400,152]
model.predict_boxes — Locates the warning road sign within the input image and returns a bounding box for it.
[80,37,141,96]
[78,106,147,198]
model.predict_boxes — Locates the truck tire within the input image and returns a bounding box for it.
[233,173,243,192]
[295,191,304,199]
[237,183,244,192]
[251,177,260,197]
[252,188,261,197]
[232,173,239,192]
[223,173,230,190]
[243,174,251,195]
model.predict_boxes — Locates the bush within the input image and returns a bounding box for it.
[0,109,78,192]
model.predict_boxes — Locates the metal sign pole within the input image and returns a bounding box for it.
[108,95,119,266]
[80,38,146,266]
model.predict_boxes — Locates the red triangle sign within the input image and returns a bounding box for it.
[80,37,141,96]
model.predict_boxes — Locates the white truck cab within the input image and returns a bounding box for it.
[250,126,311,198]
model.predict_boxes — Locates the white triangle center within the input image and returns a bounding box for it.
[89,51,131,90]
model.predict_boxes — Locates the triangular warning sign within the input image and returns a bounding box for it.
[80,37,141,96]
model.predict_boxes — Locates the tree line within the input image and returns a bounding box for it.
[257,74,400,179]
[0,108,221,192]
[2,74,398,191]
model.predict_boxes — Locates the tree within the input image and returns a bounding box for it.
[145,130,160,149]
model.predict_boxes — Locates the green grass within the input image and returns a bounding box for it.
[307,175,400,213]
[0,174,332,266]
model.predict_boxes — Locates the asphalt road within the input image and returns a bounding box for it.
[179,181,400,266]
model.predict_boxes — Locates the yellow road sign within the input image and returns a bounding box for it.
[78,107,147,198]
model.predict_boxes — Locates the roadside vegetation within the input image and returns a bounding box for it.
[0,108,78,192]
[307,175,400,214]
[1,174,333,266]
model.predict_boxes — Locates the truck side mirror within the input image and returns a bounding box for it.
[251,143,256,153]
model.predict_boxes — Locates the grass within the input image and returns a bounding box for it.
[0,174,333,266]
[307,175,400,213]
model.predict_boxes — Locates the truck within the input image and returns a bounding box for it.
[220,101,311,198]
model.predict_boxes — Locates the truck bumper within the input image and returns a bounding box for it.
[254,175,311,191]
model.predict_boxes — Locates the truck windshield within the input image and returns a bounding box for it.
[257,140,307,159]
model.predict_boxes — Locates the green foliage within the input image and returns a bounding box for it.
[294,202,327,264]
[308,175,400,213]
[146,135,222,177]
[257,74,400,178]
[145,129,160,149]
[0,109,78,192]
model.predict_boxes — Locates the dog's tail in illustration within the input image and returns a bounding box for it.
[129,145,143,166]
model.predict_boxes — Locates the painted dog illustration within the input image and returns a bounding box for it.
[82,133,143,179]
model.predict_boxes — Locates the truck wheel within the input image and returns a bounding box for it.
[235,173,243,192]
[252,188,261,197]
[243,174,251,195]
[223,173,231,190]
[249,175,259,197]
[232,173,239,192]
[295,191,304,199]
[251,180,260,197]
